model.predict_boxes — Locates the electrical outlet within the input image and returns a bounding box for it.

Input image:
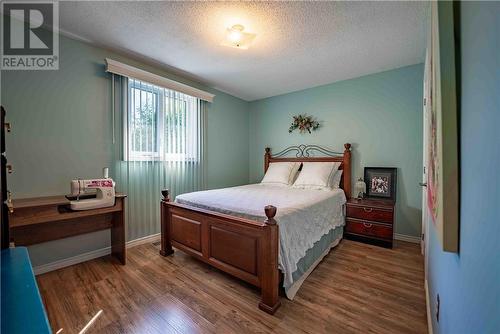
[436,294,440,323]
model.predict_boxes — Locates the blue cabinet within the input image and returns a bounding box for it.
[1,247,51,334]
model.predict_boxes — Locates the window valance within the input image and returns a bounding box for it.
[105,58,215,103]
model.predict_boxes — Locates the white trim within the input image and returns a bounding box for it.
[425,279,434,334]
[105,58,215,102]
[33,233,161,275]
[126,233,161,248]
[394,233,421,244]
[33,247,110,276]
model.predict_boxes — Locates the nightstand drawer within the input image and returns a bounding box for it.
[345,218,393,240]
[346,205,393,224]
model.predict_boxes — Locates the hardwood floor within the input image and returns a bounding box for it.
[37,239,428,334]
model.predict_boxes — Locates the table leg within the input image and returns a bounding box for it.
[111,201,126,265]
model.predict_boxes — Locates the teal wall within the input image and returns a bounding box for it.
[249,64,424,237]
[428,2,500,333]
[1,28,425,267]
[1,33,249,266]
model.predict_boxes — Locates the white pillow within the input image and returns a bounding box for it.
[292,162,341,190]
[261,162,301,186]
[330,169,343,189]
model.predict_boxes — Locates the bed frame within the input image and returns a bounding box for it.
[160,143,351,314]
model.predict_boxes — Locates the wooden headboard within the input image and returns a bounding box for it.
[264,143,352,198]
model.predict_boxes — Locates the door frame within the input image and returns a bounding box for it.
[422,34,432,279]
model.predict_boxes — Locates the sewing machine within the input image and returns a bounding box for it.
[69,178,116,210]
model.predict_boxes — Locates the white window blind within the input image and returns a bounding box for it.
[110,73,207,243]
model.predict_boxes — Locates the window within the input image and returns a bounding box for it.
[126,79,200,162]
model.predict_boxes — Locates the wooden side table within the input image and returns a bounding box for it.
[345,198,395,248]
[8,193,127,264]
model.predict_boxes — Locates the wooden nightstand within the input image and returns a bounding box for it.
[345,198,395,248]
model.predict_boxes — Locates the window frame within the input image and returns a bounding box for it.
[124,80,197,162]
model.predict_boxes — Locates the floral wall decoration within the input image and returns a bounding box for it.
[288,114,321,134]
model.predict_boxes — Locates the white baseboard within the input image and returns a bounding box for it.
[33,233,161,276]
[394,233,421,244]
[125,233,160,248]
[33,232,419,275]
[425,279,434,334]
[33,247,111,276]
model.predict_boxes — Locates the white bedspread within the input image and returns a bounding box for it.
[175,184,346,287]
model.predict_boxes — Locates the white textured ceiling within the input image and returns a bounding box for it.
[59,1,428,101]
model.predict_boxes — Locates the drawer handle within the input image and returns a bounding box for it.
[363,207,373,213]
[7,191,14,214]
[363,223,373,228]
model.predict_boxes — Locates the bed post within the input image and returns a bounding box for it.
[259,205,281,314]
[264,147,271,172]
[343,143,352,199]
[160,189,174,256]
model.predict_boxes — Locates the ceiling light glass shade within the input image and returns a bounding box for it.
[221,24,256,49]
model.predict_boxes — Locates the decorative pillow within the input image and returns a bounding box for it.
[292,162,341,190]
[261,162,301,186]
[330,169,343,189]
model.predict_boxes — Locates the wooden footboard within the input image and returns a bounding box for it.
[159,144,352,315]
[159,190,281,314]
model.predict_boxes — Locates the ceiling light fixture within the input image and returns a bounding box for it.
[221,24,256,50]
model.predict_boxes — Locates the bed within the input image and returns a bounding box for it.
[159,144,352,314]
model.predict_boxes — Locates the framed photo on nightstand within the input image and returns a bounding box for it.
[364,167,397,201]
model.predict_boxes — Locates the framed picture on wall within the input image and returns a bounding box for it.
[364,167,397,201]
[427,1,460,253]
